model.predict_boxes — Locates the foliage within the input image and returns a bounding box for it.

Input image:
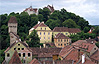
[93,26,99,36]
[0,49,5,63]
[95,42,99,48]
[26,30,40,47]
[69,31,96,43]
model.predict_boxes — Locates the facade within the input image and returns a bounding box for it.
[54,33,71,48]
[4,40,32,64]
[29,21,52,43]
[24,6,38,15]
[53,27,81,37]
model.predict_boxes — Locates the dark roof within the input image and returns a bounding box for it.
[53,27,81,33]
[9,50,22,64]
[30,47,61,56]
[8,16,17,23]
[29,58,41,64]
[54,33,70,39]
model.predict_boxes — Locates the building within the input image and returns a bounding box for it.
[29,21,52,43]
[54,33,71,48]
[44,5,54,13]
[53,27,81,37]
[24,6,38,15]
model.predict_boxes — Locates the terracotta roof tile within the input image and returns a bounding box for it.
[8,16,17,23]
[72,40,87,46]
[24,7,38,13]
[54,33,70,39]
[9,50,22,64]
[90,50,99,60]
[29,58,41,64]
[53,27,81,33]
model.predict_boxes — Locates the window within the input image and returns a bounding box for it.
[23,60,25,63]
[23,53,25,57]
[40,37,41,39]
[41,28,42,30]
[58,44,60,46]
[45,28,46,30]
[61,39,62,42]
[44,37,45,39]
[66,33,68,35]
[44,32,45,35]
[67,43,68,45]
[61,44,62,46]
[94,48,96,50]
[67,39,68,42]
[40,32,41,35]
[7,53,10,57]
[14,48,16,50]
[48,37,50,39]
[64,44,66,46]
[28,53,31,57]
[64,39,66,42]
[18,44,20,46]
[18,53,21,57]
[48,32,50,35]
[22,48,24,50]
[58,39,60,42]
[18,48,20,50]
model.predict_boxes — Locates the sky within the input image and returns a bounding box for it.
[0,0,99,25]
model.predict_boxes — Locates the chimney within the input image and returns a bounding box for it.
[78,49,80,60]
[82,54,85,64]
[38,21,40,24]
[43,44,46,48]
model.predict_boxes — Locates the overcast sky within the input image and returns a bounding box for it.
[0,0,99,25]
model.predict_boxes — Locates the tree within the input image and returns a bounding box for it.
[83,27,90,33]
[62,19,78,28]
[93,26,99,36]
[26,30,40,47]
[0,49,5,63]
[95,42,99,48]
[38,14,43,21]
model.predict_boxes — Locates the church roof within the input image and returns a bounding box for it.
[8,16,17,23]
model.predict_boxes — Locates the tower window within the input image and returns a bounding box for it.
[7,53,10,57]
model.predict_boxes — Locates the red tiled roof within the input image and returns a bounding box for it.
[30,47,61,56]
[38,53,52,58]
[86,39,97,44]
[29,58,41,64]
[90,50,99,60]
[9,50,22,64]
[33,22,48,29]
[59,45,73,57]
[54,33,70,39]
[8,16,17,23]
[53,27,81,33]
[72,40,87,46]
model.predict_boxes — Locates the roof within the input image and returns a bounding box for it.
[53,27,81,33]
[59,45,74,57]
[54,33,70,39]
[30,47,61,56]
[24,6,38,13]
[90,50,99,60]
[72,40,87,46]
[4,40,30,53]
[9,50,22,64]
[86,39,97,44]
[44,5,54,13]
[10,32,19,39]
[8,16,17,23]
[29,58,41,64]
[30,22,48,31]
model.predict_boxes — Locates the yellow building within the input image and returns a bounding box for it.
[29,21,52,43]
[53,27,81,37]
[54,33,71,48]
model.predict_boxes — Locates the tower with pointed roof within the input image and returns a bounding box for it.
[8,16,18,45]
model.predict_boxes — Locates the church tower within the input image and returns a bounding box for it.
[8,16,18,45]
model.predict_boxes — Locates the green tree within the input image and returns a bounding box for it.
[93,26,99,36]
[95,42,99,48]
[26,30,40,47]
[83,27,90,33]
[62,19,78,28]
[38,14,43,21]
[0,49,5,63]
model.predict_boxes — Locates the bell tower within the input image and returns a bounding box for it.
[8,16,17,34]
[8,16,18,45]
